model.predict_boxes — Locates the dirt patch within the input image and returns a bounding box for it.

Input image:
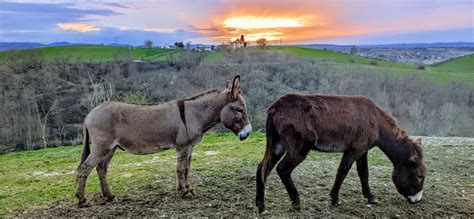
[20,144,473,217]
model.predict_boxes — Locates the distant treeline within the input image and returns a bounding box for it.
[0,49,473,153]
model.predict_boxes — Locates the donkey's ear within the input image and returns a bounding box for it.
[414,138,422,145]
[226,80,232,89]
[231,75,241,98]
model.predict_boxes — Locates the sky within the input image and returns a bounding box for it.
[0,0,473,45]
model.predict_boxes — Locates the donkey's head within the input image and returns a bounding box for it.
[220,75,252,141]
[392,139,426,204]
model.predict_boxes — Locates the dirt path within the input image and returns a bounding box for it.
[21,140,473,217]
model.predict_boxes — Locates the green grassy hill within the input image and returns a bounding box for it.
[430,54,474,73]
[1,45,472,84]
[0,45,225,63]
[0,45,172,62]
[273,46,415,69]
[272,46,473,85]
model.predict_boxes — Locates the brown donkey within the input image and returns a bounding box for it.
[76,75,252,207]
[256,94,426,213]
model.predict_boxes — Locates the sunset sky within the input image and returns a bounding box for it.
[0,0,473,45]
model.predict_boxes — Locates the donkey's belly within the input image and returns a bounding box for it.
[118,139,175,155]
[313,144,344,152]
[126,145,174,155]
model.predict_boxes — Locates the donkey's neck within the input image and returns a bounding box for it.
[186,92,228,133]
[376,126,414,165]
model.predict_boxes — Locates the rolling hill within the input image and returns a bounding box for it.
[1,45,472,84]
[0,45,172,62]
[272,46,415,69]
[430,54,474,73]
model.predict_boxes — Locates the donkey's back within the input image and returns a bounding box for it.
[268,93,382,149]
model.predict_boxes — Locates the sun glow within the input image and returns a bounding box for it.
[57,23,100,33]
[222,16,305,29]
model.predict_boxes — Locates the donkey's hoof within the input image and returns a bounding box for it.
[256,201,266,214]
[104,194,115,202]
[77,200,90,208]
[331,199,340,207]
[187,186,195,196]
[368,196,378,205]
[291,202,301,211]
[180,188,194,199]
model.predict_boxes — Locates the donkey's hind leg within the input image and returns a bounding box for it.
[97,147,117,202]
[256,140,286,214]
[76,147,112,207]
[276,132,310,211]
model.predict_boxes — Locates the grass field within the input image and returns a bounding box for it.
[277,46,474,85]
[0,45,172,62]
[273,46,415,69]
[0,133,472,217]
[0,45,472,84]
[429,54,474,73]
[0,45,226,63]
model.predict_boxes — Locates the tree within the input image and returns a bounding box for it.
[256,38,267,49]
[175,41,184,49]
[144,39,153,49]
[186,41,191,50]
[35,99,58,149]
[350,45,358,55]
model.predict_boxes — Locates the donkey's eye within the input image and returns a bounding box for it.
[231,106,244,112]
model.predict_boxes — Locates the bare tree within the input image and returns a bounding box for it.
[35,99,58,149]
[57,123,67,145]
[408,100,425,134]
[81,76,114,113]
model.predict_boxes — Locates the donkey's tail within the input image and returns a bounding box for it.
[80,125,90,165]
[259,111,283,182]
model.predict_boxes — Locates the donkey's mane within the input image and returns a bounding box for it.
[180,89,221,102]
[377,106,423,155]
[176,89,222,135]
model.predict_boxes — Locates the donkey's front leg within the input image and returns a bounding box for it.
[330,151,358,206]
[356,152,376,204]
[184,147,195,196]
[176,146,193,198]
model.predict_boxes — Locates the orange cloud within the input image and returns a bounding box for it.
[187,0,472,44]
[57,23,100,32]
[223,16,305,29]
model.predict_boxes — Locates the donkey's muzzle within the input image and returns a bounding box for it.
[407,190,423,204]
[238,124,252,141]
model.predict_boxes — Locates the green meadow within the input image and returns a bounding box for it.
[0,45,472,84]
[0,133,472,217]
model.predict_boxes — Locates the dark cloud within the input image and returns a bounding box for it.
[96,2,131,9]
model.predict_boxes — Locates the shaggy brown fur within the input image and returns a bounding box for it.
[76,75,251,207]
[256,93,426,213]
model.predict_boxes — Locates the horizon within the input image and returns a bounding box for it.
[0,0,473,46]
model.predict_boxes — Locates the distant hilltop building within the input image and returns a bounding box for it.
[230,34,248,49]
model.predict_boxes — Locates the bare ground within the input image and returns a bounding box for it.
[21,140,473,217]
